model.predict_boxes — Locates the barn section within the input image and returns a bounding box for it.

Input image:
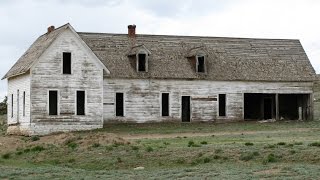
[102,79,313,123]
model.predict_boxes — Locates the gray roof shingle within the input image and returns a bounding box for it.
[3,23,316,82]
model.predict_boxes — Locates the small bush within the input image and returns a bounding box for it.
[289,150,296,154]
[92,143,100,148]
[200,141,208,145]
[23,148,31,153]
[2,153,10,159]
[245,142,254,146]
[213,155,220,160]
[294,142,303,145]
[264,144,276,149]
[146,146,154,152]
[15,151,23,155]
[240,151,259,161]
[31,145,45,152]
[176,158,186,164]
[105,146,113,151]
[198,152,203,157]
[286,144,294,147]
[309,142,320,147]
[263,153,277,163]
[68,158,76,163]
[163,142,170,145]
[131,146,139,151]
[188,141,201,147]
[117,157,122,163]
[203,157,210,163]
[215,149,223,153]
[277,142,286,146]
[30,136,40,142]
[67,142,78,150]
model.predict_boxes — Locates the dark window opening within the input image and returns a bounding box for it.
[181,96,191,122]
[116,93,124,116]
[11,94,13,118]
[49,91,58,115]
[23,91,25,117]
[138,54,146,72]
[219,94,226,116]
[161,93,169,116]
[77,91,85,115]
[63,52,71,74]
[197,56,205,73]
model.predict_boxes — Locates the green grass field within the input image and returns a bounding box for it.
[1,118,320,179]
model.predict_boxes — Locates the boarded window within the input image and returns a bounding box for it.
[116,93,124,116]
[49,91,58,115]
[138,54,146,72]
[11,94,13,118]
[63,52,71,74]
[23,91,25,117]
[197,56,205,73]
[161,93,169,116]
[219,94,226,116]
[77,91,85,115]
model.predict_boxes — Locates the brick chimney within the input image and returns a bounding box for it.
[47,25,55,33]
[128,24,136,38]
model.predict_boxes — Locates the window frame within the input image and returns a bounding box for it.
[115,92,125,117]
[218,94,227,117]
[196,54,206,73]
[160,92,170,117]
[48,90,59,116]
[23,91,25,117]
[11,94,13,118]
[136,50,148,72]
[62,52,72,75]
[75,90,86,116]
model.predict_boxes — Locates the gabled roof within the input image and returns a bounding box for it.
[79,32,316,81]
[2,24,69,79]
[3,23,316,82]
[2,23,109,80]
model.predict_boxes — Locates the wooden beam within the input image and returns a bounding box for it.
[275,93,279,120]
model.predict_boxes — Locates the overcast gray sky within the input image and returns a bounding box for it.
[1,0,319,101]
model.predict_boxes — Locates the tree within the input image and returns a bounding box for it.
[0,96,7,115]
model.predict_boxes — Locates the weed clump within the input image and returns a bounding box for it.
[215,149,223,153]
[309,142,320,147]
[200,141,208,145]
[1,153,11,159]
[146,146,154,152]
[203,157,210,163]
[30,136,40,142]
[239,151,260,161]
[277,142,286,146]
[264,144,276,149]
[67,142,78,150]
[188,140,201,147]
[92,143,100,148]
[245,142,254,146]
[263,153,278,163]
[31,145,45,152]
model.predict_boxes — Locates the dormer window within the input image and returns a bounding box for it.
[196,55,205,73]
[138,53,146,72]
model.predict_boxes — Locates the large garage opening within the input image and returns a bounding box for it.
[244,93,311,121]
[244,93,275,120]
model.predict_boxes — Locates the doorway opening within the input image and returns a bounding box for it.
[181,96,191,122]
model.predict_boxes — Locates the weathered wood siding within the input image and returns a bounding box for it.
[103,79,313,123]
[7,73,31,125]
[29,29,104,134]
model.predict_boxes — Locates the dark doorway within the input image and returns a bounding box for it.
[161,93,169,116]
[49,91,58,115]
[278,94,310,120]
[264,98,272,119]
[181,96,190,122]
[116,93,124,116]
[219,94,226,116]
[77,91,85,115]
[244,93,275,120]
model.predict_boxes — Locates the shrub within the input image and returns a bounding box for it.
[215,149,223,153]
[289,150,296,154]
[31,145,45,152]
[117,157,122,163]
[188,141,201,147]
[176,158,186,164]
[131,146,139,151]
[67,142,78,150]
[264,144,276,149]
[263,153,277,163]
[163,142,170,145]
[23,148,31,153]
[92,143,100,148]
[15,151,23,155]
[203,157,211,163]
[294,142,303,145]
[30,136,40,142]
[200,141,208,145]
[105,146,113,151]
[240,151,259,161]
[277,142,286,146]
[146,146,154,152]
[68,158,76,163]
[245,142,254,146]
[213,155,220,160]
[2,153,10,159]
[309,142,320,147]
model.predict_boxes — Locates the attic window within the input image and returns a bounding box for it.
[137,53,147,72]
[63,52,71,74]
[197,55,205,73]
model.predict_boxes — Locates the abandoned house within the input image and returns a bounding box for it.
[2,23,317,135]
